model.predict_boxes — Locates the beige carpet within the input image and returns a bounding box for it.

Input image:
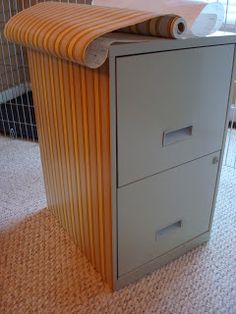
[0,135,236,314]
[0,135,47,230]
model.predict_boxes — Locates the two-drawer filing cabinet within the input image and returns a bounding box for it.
[110,35,235,288]
[11,30,236,290]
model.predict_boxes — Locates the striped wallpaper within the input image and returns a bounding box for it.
[27,49,113,288]
[5,2,184,68]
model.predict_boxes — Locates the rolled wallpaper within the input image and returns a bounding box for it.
[4,2,188,68]
[120,15,186,39]
[4,2,224,69]
[92,0,225,37]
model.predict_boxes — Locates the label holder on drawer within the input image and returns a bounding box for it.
[162,125,193,146]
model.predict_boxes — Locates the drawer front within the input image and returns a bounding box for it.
[117,152,220,276]
[116,45,233,186]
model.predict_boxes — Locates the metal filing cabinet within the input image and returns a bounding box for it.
[109,34,236,289]
[12,19,236,289]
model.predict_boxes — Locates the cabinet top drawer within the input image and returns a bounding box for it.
[110,32,236,58]
[116,44,234,187]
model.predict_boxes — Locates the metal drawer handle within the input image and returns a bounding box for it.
[162,125,193,146]
[156,219,183,239]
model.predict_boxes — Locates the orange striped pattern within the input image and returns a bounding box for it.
[4,2,184,67]
[27,49,113,288]
[122,14,186,39]
[4,2,156,65]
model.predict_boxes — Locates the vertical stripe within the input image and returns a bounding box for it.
[99,61,113,285]
[27,49,113,289]
[93,67,105,278]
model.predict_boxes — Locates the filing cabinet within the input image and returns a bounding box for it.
[109,34,235,289]
[16,30,236,290]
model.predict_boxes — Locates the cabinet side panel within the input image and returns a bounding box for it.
[27,50,113,288]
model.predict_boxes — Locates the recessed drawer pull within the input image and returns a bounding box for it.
[156,220,183,238]
[162,125,193,146]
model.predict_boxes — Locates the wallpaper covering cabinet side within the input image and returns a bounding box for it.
[27,49,113,288]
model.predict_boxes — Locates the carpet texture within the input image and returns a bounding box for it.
[0,135,46,230]
[0,135,236,313]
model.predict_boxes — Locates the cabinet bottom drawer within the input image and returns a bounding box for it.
[117,152,220,276]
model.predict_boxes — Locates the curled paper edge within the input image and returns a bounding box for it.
[92,0,225,37]
[190,3,225,36]
[84,33,158,69]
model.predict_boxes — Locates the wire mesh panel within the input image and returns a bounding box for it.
[224,95,236,168]
[0,0,35,140]
[0,0,87,141]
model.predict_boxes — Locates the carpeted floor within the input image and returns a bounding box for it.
[0,134,236,314]
[0,135,47,230]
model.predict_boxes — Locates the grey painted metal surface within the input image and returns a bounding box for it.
[118,152,220,276]
[109,33,236,290]
[117,231,210,289]
[110,31,236,58]
[116,45,234,186]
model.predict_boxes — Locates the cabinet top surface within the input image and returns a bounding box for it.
[109,31,236,58]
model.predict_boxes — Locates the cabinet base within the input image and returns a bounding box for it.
[115,231,210,290]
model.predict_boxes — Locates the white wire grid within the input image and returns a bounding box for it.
[224,100,236,168]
